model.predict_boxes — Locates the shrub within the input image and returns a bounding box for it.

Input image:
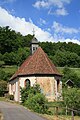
[21,84,49,114]
[24,93,48,114]
[62,88,80,115]
[0,61,5,67]
[21,84,41,103]
[0,80,7,97]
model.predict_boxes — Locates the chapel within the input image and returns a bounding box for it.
[9,36,62,102]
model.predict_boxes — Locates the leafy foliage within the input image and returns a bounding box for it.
[25,93,48,114]
[40,41,80,56]
[0,68,11,81]
[21,84,49,114]
[62,66,80,88]
[63,88,80,115]
[0,25,80,84]
[21,84,41,103]
[0,61,5,67]
[40,42,80,68]
[0,80,7,97]
[3,47,30,65]
[0,26,22,54]
[51,50,80,67]
[0,26,80,68]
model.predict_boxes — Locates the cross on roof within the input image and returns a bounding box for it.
[32,28,35,36]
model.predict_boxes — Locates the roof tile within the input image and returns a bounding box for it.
[10,47,61,80]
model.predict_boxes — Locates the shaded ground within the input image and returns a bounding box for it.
[0,113,1,117]
[0,101,46,120]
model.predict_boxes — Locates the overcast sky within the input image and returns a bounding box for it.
[0,0,80,44]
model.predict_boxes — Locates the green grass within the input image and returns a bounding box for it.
[1,66,80,77]
[57,67,80,77]
[71,68,80,77]
[2,65,18,74]
[57,67,64,74]
[0,65,18,80]
[0,97,7,101]
[43,101,80,120]
[43,114,80,120]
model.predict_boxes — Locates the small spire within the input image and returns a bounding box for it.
[32,28,35,36]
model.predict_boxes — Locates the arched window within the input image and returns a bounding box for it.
[25,79,30,88]
[57,79,60,92]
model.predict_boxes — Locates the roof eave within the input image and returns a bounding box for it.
[9,73,62,82]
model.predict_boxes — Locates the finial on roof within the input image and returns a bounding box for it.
[31,30,39,55]
[32,28,35,36]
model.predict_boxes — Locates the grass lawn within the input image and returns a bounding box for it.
[0,65,18,80]
[71,68,80,77]
[43,114,80,120]
[0,97,7,101]
[2,65,18,74]
[57,67,80,77]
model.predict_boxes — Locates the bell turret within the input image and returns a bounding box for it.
[31,36,39,54]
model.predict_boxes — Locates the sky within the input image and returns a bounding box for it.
[0,0,80,44]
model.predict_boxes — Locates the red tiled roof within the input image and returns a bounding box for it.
[10,47,61,80]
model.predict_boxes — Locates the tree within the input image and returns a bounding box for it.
[53,50,80,67]
[21,34,33,47]
[53,50,67,66]
[62,66,80,88]
[40,42,55,56]
[0,68,11,81]
[0,61,5,67]
[3,47,30,65]
[0,80,7,96]
[66,52,80,67]
[15,47,30,65]
[0,69,7,81]
[0,25,80,68]
[63,88,80,115]
[0,26,23,54]
[3,52,16,65]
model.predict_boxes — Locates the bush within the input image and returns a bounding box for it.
[21,84,41,103]
[21,84,49,114]
[0,69,11,81]
[62,88,80,115]
[24,93,48,114]
[0,80,7,97]
[0,61,5,67]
